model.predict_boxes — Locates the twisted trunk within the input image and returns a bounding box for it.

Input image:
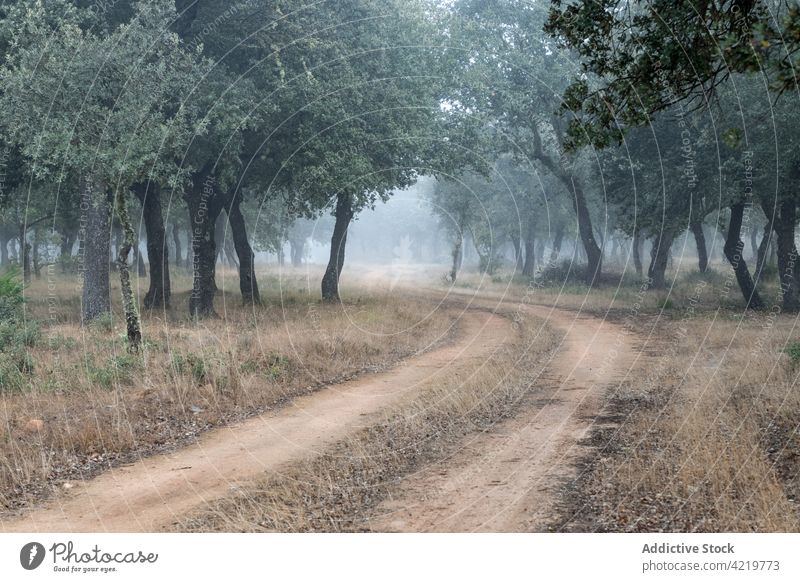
[322,193,354,302]
[724,203,764,310]
[690,221,708,273]
[226,193,260,305]
[572,182,602,285]
[648,229,675,290]
[755,201,776,285]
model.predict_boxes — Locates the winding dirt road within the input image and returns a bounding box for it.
[371,303,639,532]
[1,289,639,533]
[1,310,512,533]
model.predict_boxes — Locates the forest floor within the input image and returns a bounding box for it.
[2,262,799,532]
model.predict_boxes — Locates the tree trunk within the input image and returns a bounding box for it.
[774,198,799,312]
[32,229,41,279]
[226,193,261,305]
[18,225,31,284]
[690,221,708,273]
[115,190,142,351]
[511,237,523,273]
[522,224,535,277]
[290,237,305,267]
[172,223,183,270]
[572,182,602,285]
[535,237,545,265]
[549,224,564,265]
[723,203,764,310]
[322,193,354,302]
[187,174,224,318]
[59,229,76,273]
[633,230,643,276]
[450,236,463,282]
[0,234,8,267]
[81,177,112,323]
[134,182,171,309]
[648,229,675,289]
[756,201,776,285]
[135,244,147,277]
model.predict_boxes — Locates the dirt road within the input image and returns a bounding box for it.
[1,310,512,533]
[371,303,639,532]
[2,288,639,533]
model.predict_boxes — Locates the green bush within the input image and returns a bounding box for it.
[0,267,24,322]
[784,341,800,370]
[0,268,37,393]
[171,352,210,383]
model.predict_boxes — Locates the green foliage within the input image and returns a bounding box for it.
[0,268,37,393]
[88,353,140,389]
[0,267,24,321]
[171,352,210,383]
[784,342,800,371]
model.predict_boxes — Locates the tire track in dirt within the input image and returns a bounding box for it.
[1,310,513,533]
[370,301,639,532]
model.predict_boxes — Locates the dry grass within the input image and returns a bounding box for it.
[176,306,563,532]
[0,268,457,510]
[555,311,800,532]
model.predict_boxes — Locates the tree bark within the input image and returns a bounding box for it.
[134,182,170,309]
[511,237,523,273]
[115,190,142,351]
[0,233,8,267]
[19,225,31,284]
[81,177,112,323]
[59,229,76,273]
[172,222,183,270]
[322,193,354,302]
[549,224,564,265]
[226,193,260,305]
[648,229,675,289]
[774,198,799,312]
[530,124,601,285]
[572,182,602,285]
[723,203,764,310]
[450,236,463,282]
[755,201,776,285]
[690,221,708,273]
[522,223,535,277]
[186,174,224,318]
[633,230,643,276]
